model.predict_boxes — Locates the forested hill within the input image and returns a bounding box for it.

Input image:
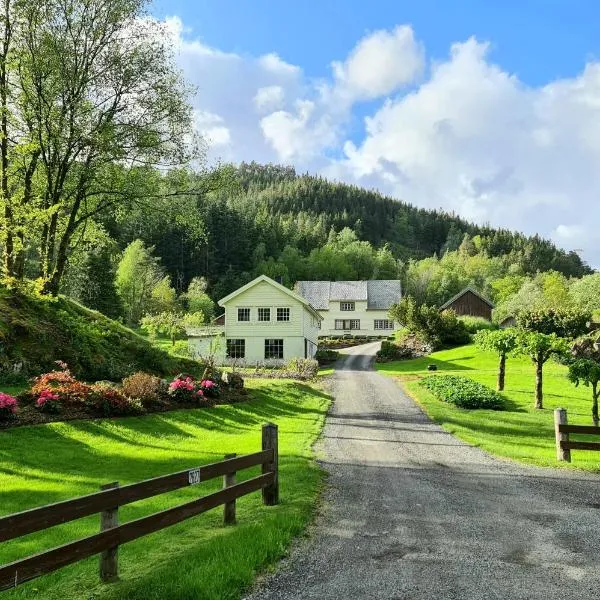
[230,162,587,272]
[73,161,591,317]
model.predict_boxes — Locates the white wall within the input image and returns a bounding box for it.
[319,300,398,337]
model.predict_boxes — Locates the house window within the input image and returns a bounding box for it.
[237,308,250,322]
[265,338,284,359]
[340,302,355,311]
[258,307,271,322]
[276,307,290,322]
[335,319,361,330]
[374,320,394,330]
[226,339,245,359]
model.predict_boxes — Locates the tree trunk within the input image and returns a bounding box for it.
[593,382,599,427]
[535,356,543,409]
[497,353,506,391]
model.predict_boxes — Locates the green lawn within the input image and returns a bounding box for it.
[377,344,600,472]
[0,379,331,600]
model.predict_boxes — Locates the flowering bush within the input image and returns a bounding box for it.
[0,392,18,420]
[31,361,93,407]
[199,379,220,398]
[122,372,166,408]
[36,389,61,413]
[168,375,207,404]
[89,384,143,417]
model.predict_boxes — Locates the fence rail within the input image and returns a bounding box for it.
[0,423,279,592]
[554,408,600,462]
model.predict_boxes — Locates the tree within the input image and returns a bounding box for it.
[474,329,519,391]
[140,312,185,347]
[516,332,569,409]
[568,335,600,425]
[0,0,198,294]
[150,276,178,315]
[570,273,600,314]
[183,277,214,322]
[517,308,590,339]
[116,240,163,325]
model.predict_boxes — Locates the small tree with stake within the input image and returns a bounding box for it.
[568,334,600,426]
[474,329,519,391]
[516,332,569,409]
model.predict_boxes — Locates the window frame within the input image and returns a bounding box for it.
[257,307,271,322]
[226,338,245,359]
[340,301,355,311]
[374,319,394,330]
[264,338,284,360]
[276,307,290,322]
[237,307,251,322]
[335,319,361,330]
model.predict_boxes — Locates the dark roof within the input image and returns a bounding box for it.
[439,287,495,311]
[295,280,402,310]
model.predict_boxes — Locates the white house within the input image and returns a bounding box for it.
[187,275,322,365]
[294,280,402,337]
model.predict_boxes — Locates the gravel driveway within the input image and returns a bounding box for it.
[247,342,600,599]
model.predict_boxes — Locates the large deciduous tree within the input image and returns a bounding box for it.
[0,0,198,294]
[568,334,600,426]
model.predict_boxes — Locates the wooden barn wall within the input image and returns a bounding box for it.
[446,291,492,320]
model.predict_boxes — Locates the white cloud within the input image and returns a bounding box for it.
[254,86,285,112]
[332,25,424,101]
[164,16,600,266]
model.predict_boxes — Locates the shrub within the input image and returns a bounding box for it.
[0,392,17,420]
[460,316,498,334]
[168,375,208,405]
[31,361,93,408]
[122,372,166,407]
[389,297,469,349]
[517,308,590,339]
[89,384,143,417]
[284,358,319,380]
[420,375,505,410]
[199,379,220,398]
[315,349,340,365]
[375,340,415,362]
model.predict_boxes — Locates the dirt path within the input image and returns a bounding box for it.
[247,343,600,599]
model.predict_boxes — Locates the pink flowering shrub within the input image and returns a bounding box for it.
[200,379,220,398]
[168,375,208,405]
[0,392,18,420]
[36,389,61,413]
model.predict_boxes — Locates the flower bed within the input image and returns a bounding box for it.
[1,363,246,429]
[419,375,505,410]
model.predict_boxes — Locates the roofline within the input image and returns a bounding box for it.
[218,275,323,321]
[439,286,495,311]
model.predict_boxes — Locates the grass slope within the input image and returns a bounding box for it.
[0,287,198,382]
[377,344,600,471]
[0,379,331,600]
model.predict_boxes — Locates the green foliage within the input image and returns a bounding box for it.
[570,273,600,314]
[376,340,415,362]
[420,375,505,410]
[116,240,165,325]
[516,308,590,339]
[314,349,340,365]
[516,331,570,363]
[183,277,214,321]
[150,277,178,314]
[460,316,498,334]
[140,312,186,346]
[389,296,470,349]
[568,359,600,391]
[474,329,520,356]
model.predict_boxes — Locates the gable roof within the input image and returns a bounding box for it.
[439,286,495,311]
[218,275,322,320]
[294,280,401,311]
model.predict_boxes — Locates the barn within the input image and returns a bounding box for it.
[439,287,495,321]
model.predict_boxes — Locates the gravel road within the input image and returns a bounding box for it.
[247,342,600,599]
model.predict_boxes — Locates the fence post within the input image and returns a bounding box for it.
[555,408,571,463]
[223,453,237,525]
[99,482,120,582]
[262,423,279,506]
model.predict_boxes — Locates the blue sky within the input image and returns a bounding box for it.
[152,1,600,266]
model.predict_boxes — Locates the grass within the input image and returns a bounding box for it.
[377,344,600,472]
[0,379,331,600]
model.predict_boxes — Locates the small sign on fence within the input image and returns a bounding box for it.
[188,469,201,485]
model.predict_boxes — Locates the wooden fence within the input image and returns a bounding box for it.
[554,408,600,462]
[0,423,279,591]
